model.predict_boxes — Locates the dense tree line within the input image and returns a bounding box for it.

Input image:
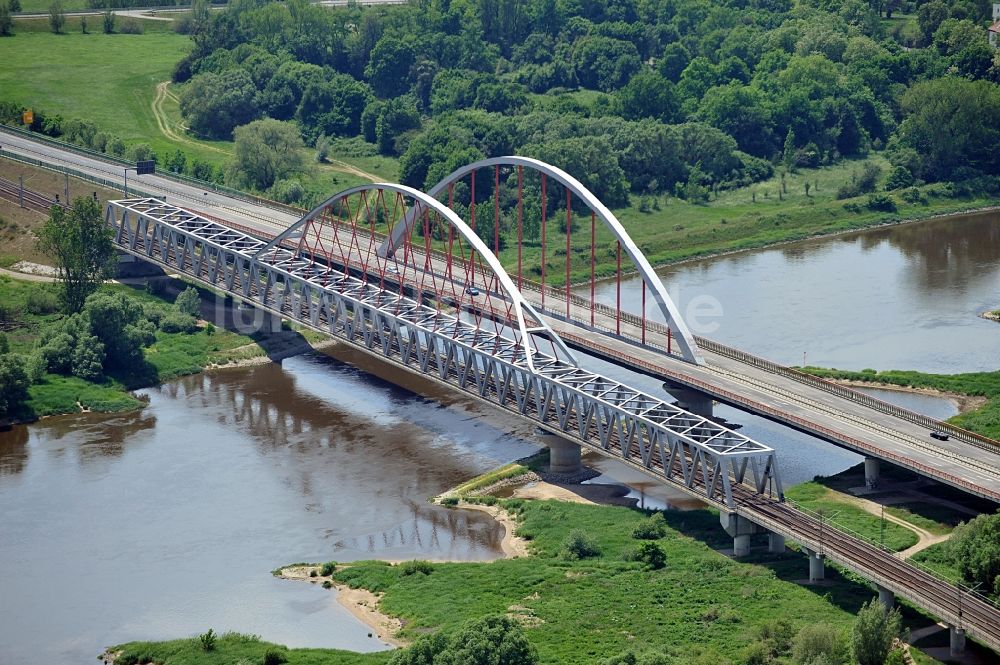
[170,0,1000,205]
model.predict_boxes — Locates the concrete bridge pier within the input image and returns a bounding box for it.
[803,548,825,582]
[876,585,895,610]
[662,382,714,418]
[950,627,966,657]
[768,532,786,554]
[537,430,583,475]
[236,301,283,333]
[864,457,880,489]
[720,512,761,557]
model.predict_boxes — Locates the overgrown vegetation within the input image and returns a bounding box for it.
[0,275,262,421]
[799,366,1000,440]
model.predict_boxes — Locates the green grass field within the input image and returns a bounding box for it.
[784,482,919,552]
[0,31,190,155]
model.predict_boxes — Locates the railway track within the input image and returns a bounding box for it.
[0,176,62,213]
[130,234,1000,655]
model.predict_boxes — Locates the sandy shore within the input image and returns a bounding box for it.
[276,498,534,646]
[825,378,987,414]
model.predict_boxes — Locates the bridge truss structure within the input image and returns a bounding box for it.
[106,193,782,510]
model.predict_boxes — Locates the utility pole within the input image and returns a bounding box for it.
[880,504,885,550]
[18,175,24,209]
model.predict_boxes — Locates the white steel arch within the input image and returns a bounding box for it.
[255,182,577,371]
[379,156,705,366]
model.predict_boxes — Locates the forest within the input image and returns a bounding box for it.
[162,0,1000,203]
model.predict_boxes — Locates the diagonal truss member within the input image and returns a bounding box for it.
[106,197,782,508]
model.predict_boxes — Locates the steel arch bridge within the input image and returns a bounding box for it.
[104,158,782,510]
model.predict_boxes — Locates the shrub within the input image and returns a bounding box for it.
[26,289,59,315]
[440,496,459,507]
[636,541,666,570]
[793,623,843,664]
[900,187,927,204]
[884,166,914,191]
[262,649,288,665]
[319,560,337,576]
[145,279,166,296]
[309,569,317,577]
[321,580,332,589]
[401,560,434,576]
[204,322,216,335]
[160,311,198,333]
[119,17,143,33]
[561,529,601,560]
[632,513,667,540]
[199,628,216,651]
[866,193,897,212]
[175,286,201,317]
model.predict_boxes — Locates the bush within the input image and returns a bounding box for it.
[884,166,914,191]
[866,193,897,212]
[632,513,667,540]
[26,289,59,315]
[793,623,843,664]
[561,529,601,560]
[262,649,288,665]
[900,187,927,204]
[401,560,434,576]
[636,541,666,569]
[204,322,216,335]
[321,580,332,589]
[174,286,201,317]
[199,628,216,652]
[319,561,337,576]
[119,17,142,33]
[440,496,459,507]
[160,311,198,333]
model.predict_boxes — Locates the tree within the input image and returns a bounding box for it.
[0,1,13,37]
[228,119,305,190]
[83,291,155,372]
[0,354,30,419]
[179,70,259,140]
[48,0,64,34]
[102,9,114,34]
[949,512,1000,597]
[616,70,679,123]
[36,196,116,314]
[175,287,201,317]
[793,623,843,664]
[365,37,417,98]
[572,36,642,91]
[851,598,902,665]
[897,78,1000,181]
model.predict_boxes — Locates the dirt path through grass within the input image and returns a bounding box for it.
[152,82,231,155]
[838,491,951,558]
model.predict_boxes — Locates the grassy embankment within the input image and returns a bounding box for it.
[0,28,400,192]
[0,275,287,417]
[799,366,1000,440]
[113,499,901,665]
[4,32,1000,287]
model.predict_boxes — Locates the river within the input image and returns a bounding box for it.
[2,211,995,664]
[596,210,1000,373]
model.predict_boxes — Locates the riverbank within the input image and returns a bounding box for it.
[0,273,332,423]
[822,378,987,414]
[799,366,1000,440]
[982,310,1000,323]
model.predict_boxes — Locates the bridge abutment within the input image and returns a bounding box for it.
[950,627,966,657]
[662,382,714,418]
[864,457,880,489]
[537,430,583,475]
